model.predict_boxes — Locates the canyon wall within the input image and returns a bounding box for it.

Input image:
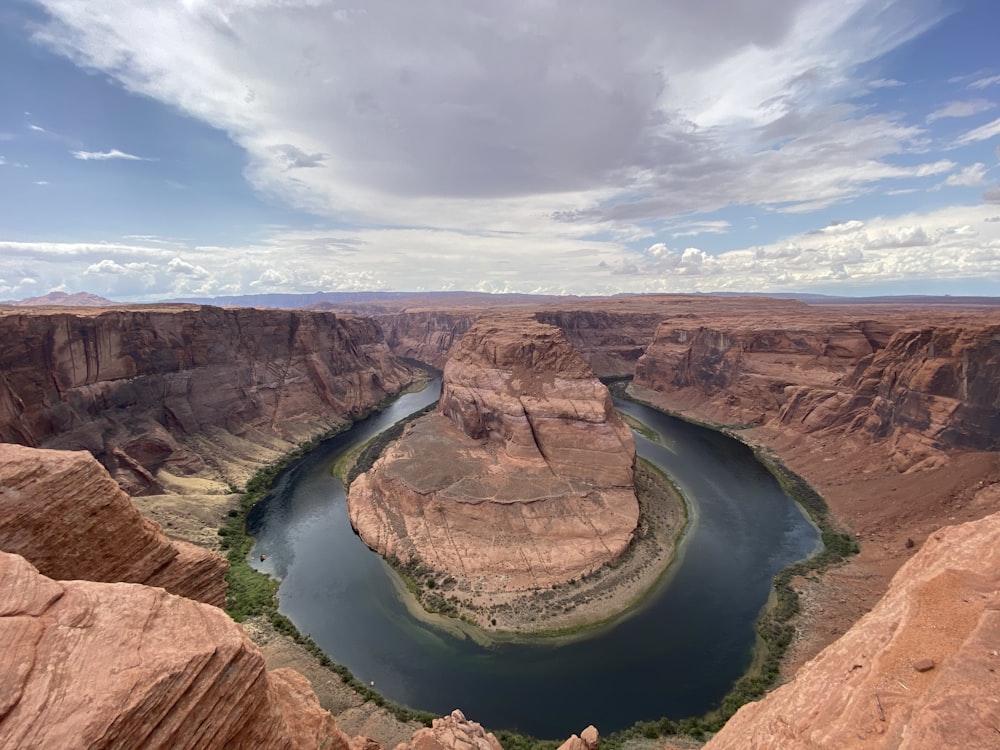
[0,305,415,494]
[633,319,1000,471]
[703,509,1000,750]
[348,317,639,613]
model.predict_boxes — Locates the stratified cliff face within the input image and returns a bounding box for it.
[0,306,414,494]
[633,320,1000,470]
[0,551,354,750]
[0,443,227,607]
[377,310,478,369]
[439,319,635,485]
[833,325,1000,459]
[348,317,638,606]
[703,510,1000,750]
[532,309,667,378]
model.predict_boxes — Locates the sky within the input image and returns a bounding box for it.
[1,0,1000,301]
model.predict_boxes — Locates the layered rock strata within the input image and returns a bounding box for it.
[704,510,1000,750]
[0,443,226,607]
[349,318,638,601]
[0,550,357,750]
[0,305,414,494]
[633,320,1000,471]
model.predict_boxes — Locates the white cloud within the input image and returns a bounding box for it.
[671,220,731,237]
[927,99,995,122]
[71,148,152,161]
[1,203,998,298]
[30,0,949,232]
[953,118,1000,147]
[28,124,46,133]
[0,156,6,166]
[944,163,987,187]
[970,74,1000,90]
[984,186,1000,205]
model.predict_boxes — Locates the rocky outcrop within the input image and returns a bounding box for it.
[0,550,357,750]
[703,510,1000,750]
[633,319,1000,471]
[0,305,414,494]
[394,710,502,750]
[0,443,227,607]
[348,317,638,610]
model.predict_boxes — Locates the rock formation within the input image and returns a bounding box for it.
[633,319,1000,471]
[0,550,358,750]
[0,305,414,494]
[0,443,227,607]
[348,317,638,606]
[394,710,502,750]
[703,510,1000,750]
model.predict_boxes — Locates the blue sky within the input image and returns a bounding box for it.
[1,0,999,301]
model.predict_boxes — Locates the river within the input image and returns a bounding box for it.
[247,378,819,738]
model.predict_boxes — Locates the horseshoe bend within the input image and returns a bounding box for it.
[347,316,653,630]
[1,295,999,749]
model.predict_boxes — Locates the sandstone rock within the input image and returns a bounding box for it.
[556,724,599,750]
[0,443,227,607]
[395,710,502,750]
[0,305,414,494]
[703,511,1000,750]
[0,550,353,750]
[349,317,638,601]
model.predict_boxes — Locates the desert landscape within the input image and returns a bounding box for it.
[1,293,998,748]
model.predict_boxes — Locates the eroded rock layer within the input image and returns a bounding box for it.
[0,443,227,607]
[633,319,1000,471]
[704,510,1000,750]
[0,551,354,750]
[0,305,414,494]
[348,317,638,598]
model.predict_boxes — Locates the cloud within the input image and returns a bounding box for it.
[31,0,948,231]
[0,156,5,166]
[984,186,1000,204]
[28,124,46,133]
[970,74,1000,90]
[944,163,987,187]
[869,78,905,89]
[927,99,995,122]
[953,118,1000,147]
[71,148,152,161]
[670,220,731,237]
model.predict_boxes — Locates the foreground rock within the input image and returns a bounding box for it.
[0,443,226,607]
[0,305,414,495]
[0,551,356,750]
[349,317,638,621]
[704,510,1000,749]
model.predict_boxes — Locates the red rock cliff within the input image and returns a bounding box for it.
[703,510,1000,750]
[0,305,414,494]
[0,443,227,607]
[0,550,354,750]
[633,319,1000,470]
[348,317,638,610]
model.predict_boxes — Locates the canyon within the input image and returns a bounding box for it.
[347,316,643,627]
[1,295,998,748]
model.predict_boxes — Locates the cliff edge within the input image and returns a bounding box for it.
[0,443,226,607]
[704,509,1000,749]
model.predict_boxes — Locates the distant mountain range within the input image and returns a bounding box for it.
[0,291,117,307]
[5,289,999,309]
